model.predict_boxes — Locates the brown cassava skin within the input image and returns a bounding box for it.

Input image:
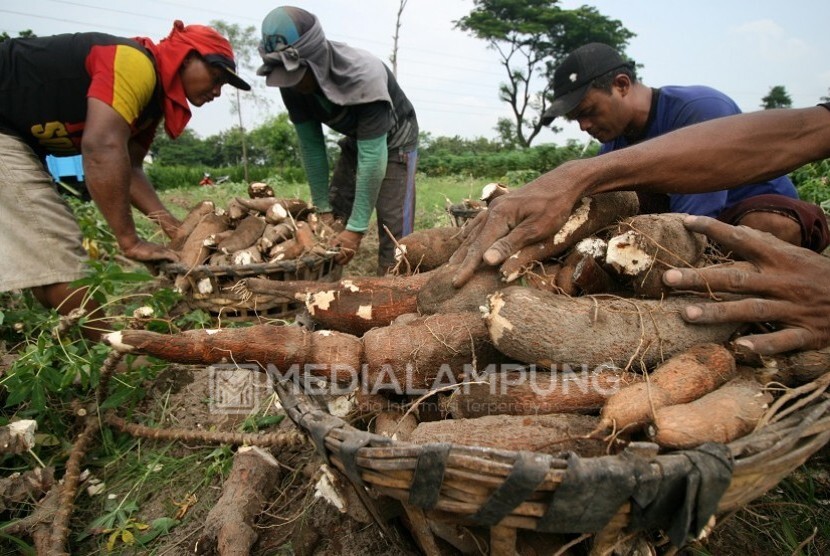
[396,227,464,272]
[362,311,505,392]
[410,413,607,457]
[105,325,362,383]
[170,201,215,251]
[649,378,772,449]
[736,346,830,386]
[306,284,421,336]
[174,212,229,292]
[572,255,620,295]
[448,368,642,418]
[217,214,267,254]
[226,198,248,221]
[373,411,419,441]
[277,198,312,218]
[247,272,435,335]
[553,249,582,296]
[269,238,304,260]
[293,221,316,253]
[598,343,737,432]
[246,271,434,299]
[196,447,280,555]
[417,263,506,315]
[499,191,639,283]
[486,287,740,371]
[606,213,708,298]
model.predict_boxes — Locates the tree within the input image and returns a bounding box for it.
[390,0,408,77]
[761,85,792,110]
[248,114,301,168]
[209,20,273,182]
[820,88,830,103]
[0,29,36,43]
[455,0,634,147]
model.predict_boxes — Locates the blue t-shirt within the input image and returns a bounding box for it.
[599,85,798,217]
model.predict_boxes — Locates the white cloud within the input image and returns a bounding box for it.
[729,19,812,63]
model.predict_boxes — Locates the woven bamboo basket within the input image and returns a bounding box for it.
[272,371,830,555]
[447,203,485,227]
[161,253,341,320]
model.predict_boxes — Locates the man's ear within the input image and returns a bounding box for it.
[614,74,632,96]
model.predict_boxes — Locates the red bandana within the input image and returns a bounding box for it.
[134,21,237,138]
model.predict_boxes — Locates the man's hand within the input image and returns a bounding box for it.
[449,167,584,287]
[319,211,336,227]
[663,215,830,355]
[329,230,364,265]
[121,239,180,264]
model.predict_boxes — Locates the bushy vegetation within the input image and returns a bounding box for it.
[791,159,830,212]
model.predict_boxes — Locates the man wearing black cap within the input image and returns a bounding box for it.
[0,22,251,339]
[257,6,419,273]
[539,43,827,252]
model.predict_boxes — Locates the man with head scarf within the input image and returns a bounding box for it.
[0,22,250,339]
[258,6,419,273]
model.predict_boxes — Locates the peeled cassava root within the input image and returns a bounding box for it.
[485,287,740,370]
[597,343,737,432]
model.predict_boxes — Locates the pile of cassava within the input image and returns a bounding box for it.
[107,190,830,540]
[165,182,341,297]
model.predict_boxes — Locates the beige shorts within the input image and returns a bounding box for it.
[0,129,89,291]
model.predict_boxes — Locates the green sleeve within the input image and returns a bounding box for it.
[294,121,331,212]
[346,134,388,233]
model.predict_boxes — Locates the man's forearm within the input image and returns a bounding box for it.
[577,106,830,198]
[294,121,331,211]
[83,144,139,249]
[129,168,180,238]
[347,135,387,233]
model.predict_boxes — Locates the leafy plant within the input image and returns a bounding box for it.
[790,159,830,211]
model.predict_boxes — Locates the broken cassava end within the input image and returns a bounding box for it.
[606,230,654,275]
[485,292,513,343]
[103,331,135,352]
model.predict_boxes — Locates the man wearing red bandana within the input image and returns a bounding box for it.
[0,22,250,340]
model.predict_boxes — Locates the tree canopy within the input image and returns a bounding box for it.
[761,85,793,110]
[455,0,634,147]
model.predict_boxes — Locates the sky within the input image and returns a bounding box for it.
[2,0,829,146]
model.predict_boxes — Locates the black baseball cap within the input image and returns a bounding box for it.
[540,43,634,125]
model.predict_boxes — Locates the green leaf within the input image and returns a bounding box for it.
[120,529,136,545]
[30,381,46,412]
[136,518,179,544]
